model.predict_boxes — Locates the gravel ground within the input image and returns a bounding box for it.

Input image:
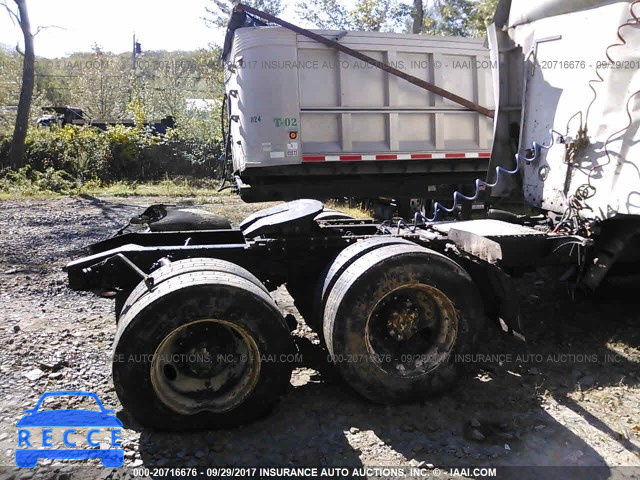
[0,195,639,480]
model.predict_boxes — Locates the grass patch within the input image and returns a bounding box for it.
[325,199,372,220]
[0,168,233,201]
[79,178,232,198]
[0,190,60,201]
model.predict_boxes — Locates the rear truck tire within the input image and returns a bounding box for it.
[308,237,414,334]
[309,236,414,339]
[323,243,484,403]
[320,237,415,303]
[113,269,293,430]
[116,258,267,322]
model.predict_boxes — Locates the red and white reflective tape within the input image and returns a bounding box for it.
[301,152,491,162]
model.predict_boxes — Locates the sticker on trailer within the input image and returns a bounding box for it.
[261,142,272,152]
[269,151,285,159]
[286,141,299,157]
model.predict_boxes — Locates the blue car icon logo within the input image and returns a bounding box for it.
[16,391,124,468]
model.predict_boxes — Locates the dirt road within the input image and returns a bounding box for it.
[0,196,639,479]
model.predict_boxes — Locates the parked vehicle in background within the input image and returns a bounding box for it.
[35,106,175,134]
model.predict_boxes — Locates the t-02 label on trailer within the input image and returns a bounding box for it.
[273,117,298,128]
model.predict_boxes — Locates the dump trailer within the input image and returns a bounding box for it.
[222,11,495,202]
[66,0,640,431]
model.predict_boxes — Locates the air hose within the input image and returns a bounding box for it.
[420,135,555,223]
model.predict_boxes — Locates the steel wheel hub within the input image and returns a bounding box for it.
[151,319,260,414]
[366,284,458,377]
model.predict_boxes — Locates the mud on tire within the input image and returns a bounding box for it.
[323,243,484,403]
[308,237,414,334]
[113,268,293,430]
[116,257,267,322]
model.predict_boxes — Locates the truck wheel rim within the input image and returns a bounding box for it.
[365,284,458,378]
[150,319,261,414]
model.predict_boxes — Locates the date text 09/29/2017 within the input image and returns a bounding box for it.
[130,467,499,478]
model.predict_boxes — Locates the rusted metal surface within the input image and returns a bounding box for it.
[372,284,458,374]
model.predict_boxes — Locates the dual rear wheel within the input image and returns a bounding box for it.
[112,240,484,429]
[113,259,293,430]
[319,238,484,403]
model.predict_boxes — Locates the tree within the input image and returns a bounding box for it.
[412,0,423,34]
[0,48,21,105]
[296,0,409,32]
[467,0,499,37]
[422,0,498,37]
[0,48,21,137]
[349,0,409,31]
[422,0,474,36]
[296,0,349,29]
[204,0,283,29]
[71,46,133,120]
[2,0,34,169]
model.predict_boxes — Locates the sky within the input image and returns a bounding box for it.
[0,0,297,58]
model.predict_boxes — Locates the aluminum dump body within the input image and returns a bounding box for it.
[224,26,495,201]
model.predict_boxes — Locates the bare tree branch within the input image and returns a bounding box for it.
[1,0,20,25]
[34,24,65,37]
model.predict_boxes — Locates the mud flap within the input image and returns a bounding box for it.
[462,260,526,342]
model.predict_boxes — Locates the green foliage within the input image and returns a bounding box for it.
[467,0,499,37]
[1,45,225,131]
[70,45,134,120]
[296,0,496,34]
[102,124,146,180]
[1,40,225,185]
[24,124,109,179]
[423,0,474,37]
[297,0,350,29]
[0,135,10,161]
[0,165,228,198]
[0,48,21,136]
[423,0,498,37]
[204,0,283,29]
[0,120,223,189]
[297,0,409,31]
[0,165,79,196]
[125,98,147,131]
[349,0,410,31]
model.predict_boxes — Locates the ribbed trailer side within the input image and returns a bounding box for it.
[224,26,495,202]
